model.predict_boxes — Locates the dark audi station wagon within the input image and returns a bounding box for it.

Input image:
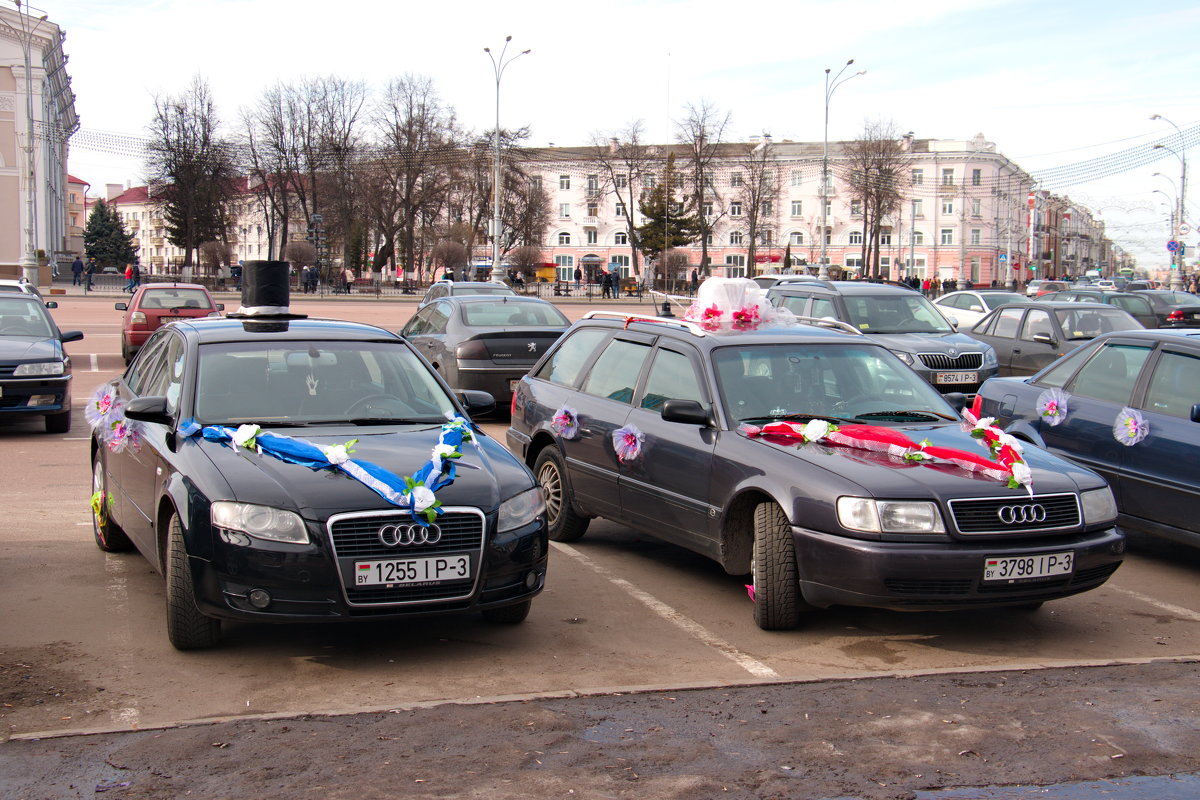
[508,303,1124,629]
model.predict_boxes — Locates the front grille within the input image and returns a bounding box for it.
[327,508,486,607]
[949,493,1081,535]
[917,352,984,371]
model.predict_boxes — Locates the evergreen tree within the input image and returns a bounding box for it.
[636,153,702,263]
[83,199,136,268]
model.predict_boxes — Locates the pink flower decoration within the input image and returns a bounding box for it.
[550,405,580,439]
[612,424,644,463]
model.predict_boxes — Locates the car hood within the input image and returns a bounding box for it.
[867,331,989,355]
[0,336,62,362]
[746,421,1097,497]
[190,424,522,517]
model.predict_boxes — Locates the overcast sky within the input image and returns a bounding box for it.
[54,0,1199,267]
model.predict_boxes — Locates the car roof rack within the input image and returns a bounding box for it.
[768,278,837,291]
[789,315,866,335]
[582,310,709,337]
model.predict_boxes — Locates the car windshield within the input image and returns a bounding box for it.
[983,293,1030,309]
[454,285,514,297]
[713,343,955,424]
[140,288,213,310]
[1148,291,1198,308]
[461,301,569,327]
[1054,307,1143,340]
[842,293,955,334]
[193,340,458,425]
[0,298,54,337]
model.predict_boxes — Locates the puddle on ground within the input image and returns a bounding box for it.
[911,772,1200,799]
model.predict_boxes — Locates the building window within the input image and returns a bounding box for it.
[730,172,743,187]
[971,198,982,217]
[789,231,804,245]
[614,231,628,245]
[760,201,773,216]
[729,202,743,217]
[845,255,863,268]
[970,229,981,246]
[615,174,628,189]
[880,228,892,245]
[587,201,598,216]
[558,232,572,245]
[586,174,598,191]
[758,230,773,246]
[913,230,925,245]
[791,200,803,217]
[941,168,955,186]
[911,168,924,185]
[725,254,746,275]
[824,200,832,218]
[912,199,924,217]
[791,170,803,187]
[615,202,626,217]
[703,202,713,217]
[823,227,832,246]
[704,233,713,245]
[940,228,954,245]
[559,203,571,218]
[703,174,714,188]
[971,256,981,280]
[559,175,571,191]
[850,199,863,216]
[729,231,744,245]
[942,199,955,215]
[531,176,542,190]
[586,230,598,244]
[644,174,656,188]
[972,168,982,186]
[849,230,863,245]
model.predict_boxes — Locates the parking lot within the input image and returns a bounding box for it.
[3,293,1200,741]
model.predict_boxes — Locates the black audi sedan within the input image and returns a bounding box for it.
[89,315,548,649]
[0,294,83,433]
[507,306,1124,630]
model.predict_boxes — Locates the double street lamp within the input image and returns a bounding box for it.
[819,60,866,280]
[1150,114,1188,289]
[484,37,530,284]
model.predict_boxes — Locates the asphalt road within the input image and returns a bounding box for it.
[1,291,1198,798]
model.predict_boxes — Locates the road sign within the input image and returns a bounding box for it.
[999,253,1008,262]
[1180,223,1191,235]
[1168,240,1179,252]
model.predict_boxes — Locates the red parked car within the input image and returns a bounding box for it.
[116,283,223,364]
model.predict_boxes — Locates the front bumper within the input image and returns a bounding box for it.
[794,526,1125,610]
[0,375,71,415]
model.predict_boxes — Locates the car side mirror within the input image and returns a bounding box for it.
[945,315,960,329]
[457,389,495,415]
[44,300,58,309]
[124,395,172,425]
[969,304,984,313]
[661,399,710,426]
[115,302,128,311]
[1191,404,1200,424]
[942,392,968,412]
[216,303,225,311]
[1032,332,1056,345]
[61,331,84,343]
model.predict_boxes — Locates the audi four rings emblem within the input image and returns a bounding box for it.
[997,504,1047,524]
[378,523,442,546]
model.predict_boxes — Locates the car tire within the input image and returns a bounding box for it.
[751,500,807,630]
[481,599,532,624]
[165,511,221,650]
[45,410,71,433]
[534,447,590,542]
[92,453,133,552]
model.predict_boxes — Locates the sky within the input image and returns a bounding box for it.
[51,0,1200,269]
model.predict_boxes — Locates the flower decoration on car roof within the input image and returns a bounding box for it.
[180,415,473,524]
[683,278,793,331]
[1113,407,1149,447]
[1036,388,1070,427]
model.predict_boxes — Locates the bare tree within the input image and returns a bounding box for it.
[430,239,468,272]
[508,244,543,281]
[145,76,239,269]
[676,101,731,275]
[198,240,234,274]
[734,138,782,275]
[586,121,655,280]
[838,119,913,279]
[284,240,316,266]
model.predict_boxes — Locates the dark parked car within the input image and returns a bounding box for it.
[116,282,223,364]
[89,315,548,649]
[1035,289,1157,328]
[767,280,998,395]
[507,303,1123,630]
[965,301,1142,376]
[976,329,1200,548]
[0,295,83,433]
[419,280,516,307]
[1130,290,1200,328]
[400,296,570,405]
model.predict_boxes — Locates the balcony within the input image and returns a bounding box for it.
[582,216,600,228]
[131,239,140,248]
[127,220,139,230]
[151,237,165,246]
[150,256,165,266]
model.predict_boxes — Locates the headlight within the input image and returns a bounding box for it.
[14,361,65,377]
[837,497,946,534]
[890,350,915,366]
[497,487,546,532]
[982,345,999,368]
[1081,487,1117,526]
[211,501,308,544]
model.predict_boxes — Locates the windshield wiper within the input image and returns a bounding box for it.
[345,417,444,426]
[854,409,956,421]
[740,412,854,425]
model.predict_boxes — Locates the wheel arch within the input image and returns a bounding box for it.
[719,487,776,575]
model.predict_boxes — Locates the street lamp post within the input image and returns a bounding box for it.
[1151,114,1188,289]
[819,60,865,281]
[484,37,530,285]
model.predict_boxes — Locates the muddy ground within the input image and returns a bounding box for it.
[1,659,1198,800]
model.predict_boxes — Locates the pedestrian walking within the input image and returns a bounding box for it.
[690,268,699,294]
[130,262,141,291]
[574,266,582,288]
[71,255,84,286]
[342,267,355,294]
[124,264,135,293]
[84,260,96,291]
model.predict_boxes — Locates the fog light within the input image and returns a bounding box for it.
[248,588,271,609]
[524,571,538,589]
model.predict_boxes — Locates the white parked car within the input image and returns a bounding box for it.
[932,290,1031,329]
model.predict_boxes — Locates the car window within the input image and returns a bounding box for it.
[1020,308,1054,341]
[984,294,1028,309]
[1055,307,1141,339]
[164,334,186,414]
[141,288,212,310]
[580,338,652,405]
[1066,343,1153,405]
[1143,350,1200,419]
[774,294,813,316]
[640,348,705,412]
[130,333,173,397]
[988,307,1024,338]
[535,328,609,387]
[0,298,53,337]
[461,301,568,327]
[810,297,836,319]
[842,294,952,333]
[1033,340,1102,388]
[1109,295,1151,316]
